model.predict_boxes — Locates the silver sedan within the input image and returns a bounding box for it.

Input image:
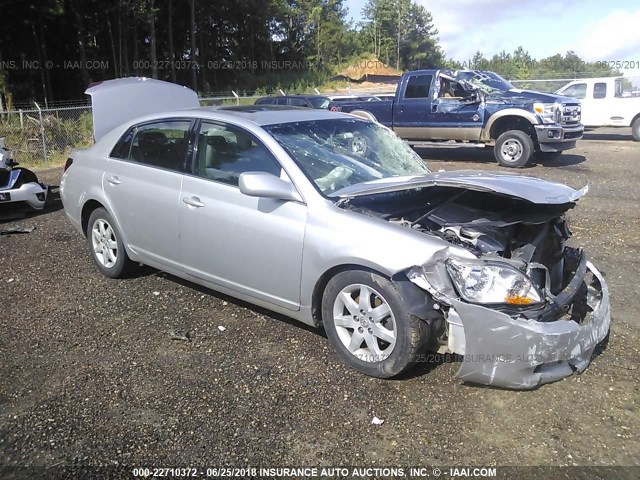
[60,79,610,389]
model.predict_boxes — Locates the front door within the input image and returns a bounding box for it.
[393,72,436,140]
[179,121,307,310]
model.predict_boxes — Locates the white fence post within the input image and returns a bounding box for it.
[232,90,239,105]
[34,102,48,166]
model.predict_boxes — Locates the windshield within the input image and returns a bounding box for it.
[455,71,514,94]
[309,97,330,109]
[263,118,430,196]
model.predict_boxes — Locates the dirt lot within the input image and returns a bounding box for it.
[1,129,639,473]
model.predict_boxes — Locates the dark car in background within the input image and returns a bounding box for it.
[254,94,330,109]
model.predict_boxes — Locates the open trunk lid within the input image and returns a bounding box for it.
[85,77,200,142]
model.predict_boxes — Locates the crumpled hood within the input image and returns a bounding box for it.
[488,89,577,105]
[332,170,588,204]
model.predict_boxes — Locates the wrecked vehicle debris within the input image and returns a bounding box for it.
[61,78,610,390]
[0,138,49,214]
[0,225,36,235]
[339,173,609,388]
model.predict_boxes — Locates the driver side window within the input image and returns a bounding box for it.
[195,122,283,186]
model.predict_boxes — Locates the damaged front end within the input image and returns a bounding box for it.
[339,173,611,389]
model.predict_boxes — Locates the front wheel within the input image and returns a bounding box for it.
[87,207,135,278]
[494,130,534,167]
[632,117,640,141]
[322,270,429,378]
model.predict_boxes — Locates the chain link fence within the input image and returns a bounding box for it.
[0,105,93,167]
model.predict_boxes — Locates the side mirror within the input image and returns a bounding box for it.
[238,171,303,203]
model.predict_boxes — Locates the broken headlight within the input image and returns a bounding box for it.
[446,259,543,306]
[533,102,561,124]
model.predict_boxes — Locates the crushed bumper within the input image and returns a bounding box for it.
[0,182,48,210]
[535,123,584,152]
[450,261,610,389]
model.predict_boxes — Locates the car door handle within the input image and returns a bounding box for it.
[107,176,121,185]
[183,196,205,208]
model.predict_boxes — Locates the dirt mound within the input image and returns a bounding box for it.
[335,56,401,82]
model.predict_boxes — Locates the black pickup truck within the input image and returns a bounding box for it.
[329,70,584,167]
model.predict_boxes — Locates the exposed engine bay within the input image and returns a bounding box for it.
[340,185,592,322]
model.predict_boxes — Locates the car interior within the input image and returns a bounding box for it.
[196,129,281,185]
[130,130,187,172]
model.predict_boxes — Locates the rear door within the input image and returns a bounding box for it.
[104,118,194,270]
[179,120,307,310]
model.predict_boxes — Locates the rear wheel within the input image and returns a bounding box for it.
[632,117,640,142]
[322,270,429,378]
[87,207,135,278]
[494,130,534,167]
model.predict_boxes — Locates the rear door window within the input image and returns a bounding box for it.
[110,120,193,173]
[593,83,607,99]
[289,98,309,107]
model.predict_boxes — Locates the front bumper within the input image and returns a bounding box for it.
[535,123,584,152]
[448,261,610,389]
[0,182,48,210]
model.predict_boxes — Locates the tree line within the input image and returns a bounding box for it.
[0,0,617,106]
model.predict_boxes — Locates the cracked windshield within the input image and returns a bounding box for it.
[264,118,430,195]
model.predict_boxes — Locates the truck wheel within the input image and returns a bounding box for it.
[632,117,640,141]
[494,130,534,167]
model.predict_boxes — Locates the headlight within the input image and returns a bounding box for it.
[446,259,543,305]
[533,102,560,124]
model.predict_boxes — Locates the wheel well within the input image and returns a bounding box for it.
[81,200,105,237]
[631,113,640,128]
[311,264,388,327]
[490,115,536,141]
[349,110,378,123]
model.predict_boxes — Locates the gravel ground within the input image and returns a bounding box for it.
[0,129,639,472]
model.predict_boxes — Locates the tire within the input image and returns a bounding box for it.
[632,117,640,142]
[350,133,368,155]
[322,269,429,378]
[87,207,135,279]
[536,151,563,162]
[494,129,534,167]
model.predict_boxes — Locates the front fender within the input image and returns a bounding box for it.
[481,109,539,141]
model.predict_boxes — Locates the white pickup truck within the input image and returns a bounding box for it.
[556,77,640,141]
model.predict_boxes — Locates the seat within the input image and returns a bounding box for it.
[137,131,183,171]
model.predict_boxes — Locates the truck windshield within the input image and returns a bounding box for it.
[455,71,514,94]
[263,118,430,195]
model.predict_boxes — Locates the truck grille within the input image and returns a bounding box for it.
[562,104,581,124]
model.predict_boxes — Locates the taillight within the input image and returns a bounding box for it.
[64,157,73,172]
